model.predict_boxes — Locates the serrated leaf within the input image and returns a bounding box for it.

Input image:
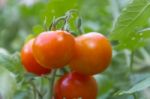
[111,0,150,50]
[119,77,150,95]
[0,66,16,99]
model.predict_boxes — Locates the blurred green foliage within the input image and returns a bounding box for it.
[0,0,150,99]
[111,0,150,50]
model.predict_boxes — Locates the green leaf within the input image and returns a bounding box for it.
[0,66,16,99]
[119,77,150,95]
[110,0,150,50]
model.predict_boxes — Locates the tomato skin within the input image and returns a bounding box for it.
[32,30,75,69]
[70,32,112,75]
[54,72,98,99]
[21,39,51,76]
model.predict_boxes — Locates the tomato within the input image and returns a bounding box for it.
[69,32,112,75]
[32,30,75,69]
[54,72,98,99]
[21,39,51,76]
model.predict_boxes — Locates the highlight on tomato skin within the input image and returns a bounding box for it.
[54,72,98,99]
[32,30,75,69]
[69,32,112,75]
[21,38,51,76]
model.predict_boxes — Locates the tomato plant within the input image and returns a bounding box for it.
[54,72,98,99]
[21,39,51,76]
[1,0,150,99]
[69,32,112,75]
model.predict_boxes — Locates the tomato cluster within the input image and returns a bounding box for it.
[21,30,112,99]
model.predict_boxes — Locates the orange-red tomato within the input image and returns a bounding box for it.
[69,32,112,75]
[54,72,98,99]
[21,39,51,76]
[32,30,75,69]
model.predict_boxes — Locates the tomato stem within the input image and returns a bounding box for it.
[49,69,57,99]
[49,9,79,32]
[129,51,135,73]
[32,83,37,99]
[43,16,48,31]
[132,93,138,99]
[30,80,43,99]
[76,17,84,34]
[62,14,71,31]
[49,16,66,31]
[62,9,79,31]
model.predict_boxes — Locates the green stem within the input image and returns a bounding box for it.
[132,93,138,99]
[32,84,37,99]
[62,9,78,30]
[30,80,43,99]
[76,17,83,34]
[49,9,79,31]
[49,69,57,99]
[43,16,48,31]
[129,51,135,73]
[40,77,44,96]
[49,16,66,31]
[62,15,70,31]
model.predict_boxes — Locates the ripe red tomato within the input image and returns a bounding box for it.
[54,72,98,99]
[21,39,51,76]
[69,32,112,75]
[32,30,75,69]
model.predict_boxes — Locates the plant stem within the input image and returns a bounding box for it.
[129,51,135,73]
[32,84,37,99]
[49,69,57,99]
[49,9,78,31]
[40,77,44,96]
[43,16,48,31]
[30,80,43,99]
[133,93,138,99]
[62,14,70,30]
[76,17,83,34]
[49,16,66,31]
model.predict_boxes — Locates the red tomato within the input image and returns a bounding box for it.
[32,30,75,69]
[54,72,98,99]
[21,39,51,76]
[69,32,112,75]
